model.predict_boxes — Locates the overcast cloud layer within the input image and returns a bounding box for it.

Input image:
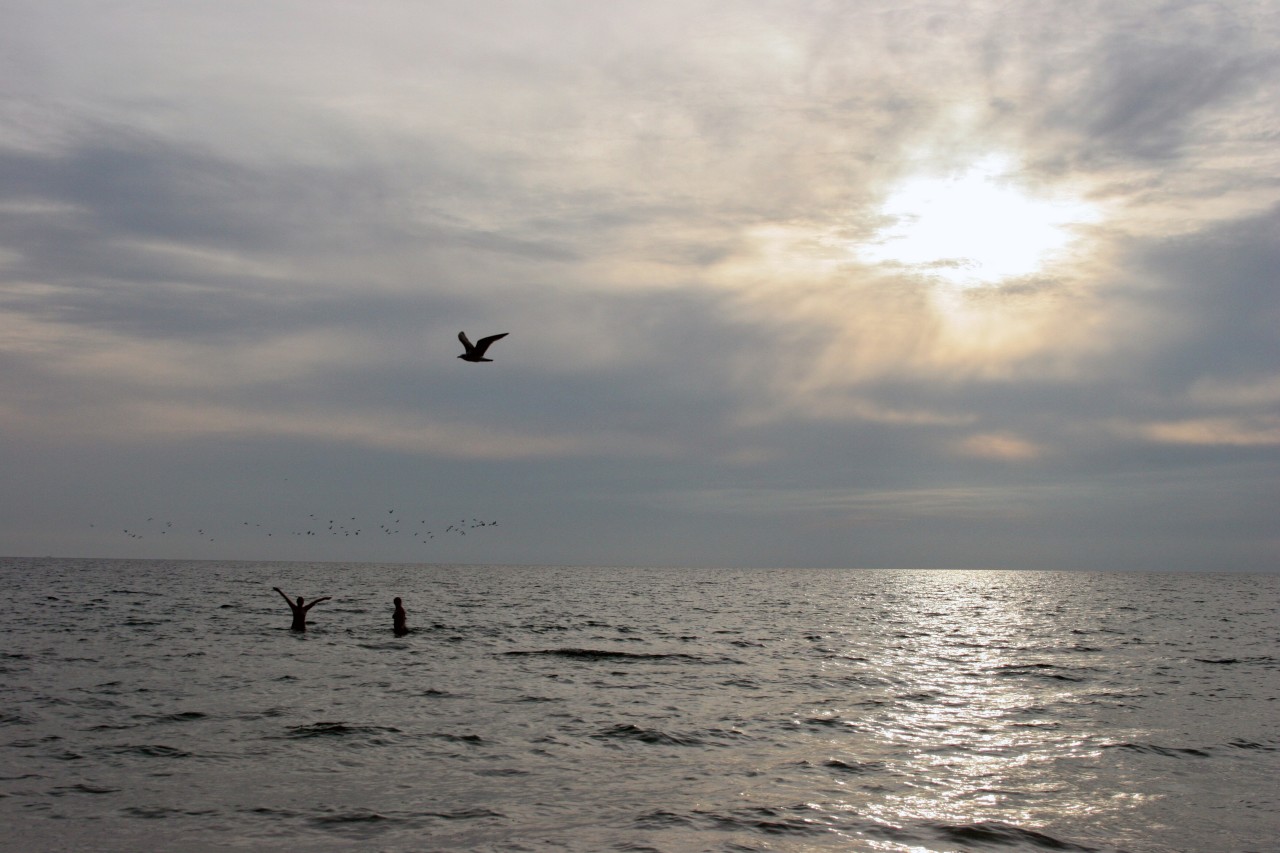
[3,0,1277,569]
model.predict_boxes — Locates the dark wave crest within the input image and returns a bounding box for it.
[503,647,703,662]
[928,820,1102,851]
[1103,741,1211,758]
[280,722,402,741]
[589,722,747,749]
[636,805,829,836]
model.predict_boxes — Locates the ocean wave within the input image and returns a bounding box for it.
[994,662,1091,681]
[86,722,136,732]
[428,732,486,745]
[306,805,504,836]
[102,744,193,759]
[279,722,403,743]
[502,647,705,662]
[495,693,561,704]
[234,706,288,721]
[590,722,740,747]
[798,715,859,729]
[474,766,531,777]
[240,805,301,819]
[122,805,218,819]
[925,820,1103,851]
[1226,738,1277,751]
[134,711,208,726]
[641,805,830,836]
[1195,655,1278,666]
[820,757,886,774]
[48,783,119,796]
[632,809,696,829]
[422,807,504,821]
[8,734,64,749]
[1103,741,1211,758]
[309,810,403,827]
[420,687,457,698]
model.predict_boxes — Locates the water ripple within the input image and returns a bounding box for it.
[2,560,1276,852]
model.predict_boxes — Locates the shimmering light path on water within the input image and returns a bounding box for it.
[2,559,1277,852]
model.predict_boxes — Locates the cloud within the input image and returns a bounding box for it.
[1132,417,1280,448]
[1,1,1277,568]
[953,432,1045,460]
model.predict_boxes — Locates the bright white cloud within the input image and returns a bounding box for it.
[859,154,1101,285]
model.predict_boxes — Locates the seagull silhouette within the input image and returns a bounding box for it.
[458,331,508,362]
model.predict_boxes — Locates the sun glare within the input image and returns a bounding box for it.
[861,156,1097,286]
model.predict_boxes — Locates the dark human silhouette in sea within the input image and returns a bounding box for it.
[272,587,331,632]
[393,597,408,635]
[457,331,508,362]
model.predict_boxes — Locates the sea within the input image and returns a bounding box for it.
[1,558,1276,853]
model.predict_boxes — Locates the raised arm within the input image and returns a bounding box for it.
[302,596,332,612]
[273,587,294,605]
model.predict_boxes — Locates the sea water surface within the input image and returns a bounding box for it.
[1,559,1277,852]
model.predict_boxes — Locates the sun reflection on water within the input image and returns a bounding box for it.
[818,571,1109,845]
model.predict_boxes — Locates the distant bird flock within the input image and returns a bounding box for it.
[101,508,498,547]
[94,332,511,552]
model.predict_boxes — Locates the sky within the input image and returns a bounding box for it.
[2,0,1277,570]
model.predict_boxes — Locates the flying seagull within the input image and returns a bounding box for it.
[458,331,508,362]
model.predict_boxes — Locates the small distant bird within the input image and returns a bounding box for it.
[458,331,509,362]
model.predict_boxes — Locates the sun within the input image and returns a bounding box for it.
[859,155,1098,286]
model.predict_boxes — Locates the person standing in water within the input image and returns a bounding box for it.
[392,597,408,635]
[272,587,331,632]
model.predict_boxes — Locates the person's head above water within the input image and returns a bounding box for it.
[394,597,402,605]
[296,596,304,606]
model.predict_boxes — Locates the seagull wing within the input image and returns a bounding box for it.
[457,331,475,356]
[473,332,509,356]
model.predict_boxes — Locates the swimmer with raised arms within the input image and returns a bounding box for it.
[272,587,331,632]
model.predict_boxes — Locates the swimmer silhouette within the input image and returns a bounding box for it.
[393,597,408,635]
[273,587,331,631]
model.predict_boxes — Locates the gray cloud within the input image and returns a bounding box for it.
[1136,205,1280,387]
[1,1,1277,569]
